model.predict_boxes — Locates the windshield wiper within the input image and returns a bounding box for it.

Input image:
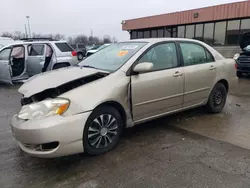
[80,65,99,70]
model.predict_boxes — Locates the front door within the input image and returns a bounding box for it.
[178,42,218,107]
[27,44,46,76]
[131,42,184,122]
[0,48,12,84]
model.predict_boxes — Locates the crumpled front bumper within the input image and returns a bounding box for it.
[11,112,91,158]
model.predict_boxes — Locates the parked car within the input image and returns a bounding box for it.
[0,37,14,48]
[85,43,110,57]
[0,38,78,84]
[86,45,97,50]
[71,43,87,61]
[234,32,250,78]
[11,38,235,158]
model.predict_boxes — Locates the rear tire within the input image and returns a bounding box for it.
[237,71,243,78]
[77,52,84,61]
[83,106,123,156]
[206,83,227,113]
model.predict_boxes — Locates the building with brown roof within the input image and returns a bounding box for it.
[122,1,250,57]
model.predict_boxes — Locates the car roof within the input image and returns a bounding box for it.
[2,40,68,48]
[125,38,203,43]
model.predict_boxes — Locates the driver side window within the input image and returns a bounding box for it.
[138,43,178,71]
[28,44,45,56]
[0,48,11,61]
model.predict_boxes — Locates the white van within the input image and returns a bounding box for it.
[0,37,14,49]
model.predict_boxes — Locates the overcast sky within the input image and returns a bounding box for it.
[0,0,241,41]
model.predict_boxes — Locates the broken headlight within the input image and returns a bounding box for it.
[18,98,70,120]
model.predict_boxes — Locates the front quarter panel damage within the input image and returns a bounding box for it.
[60,71,132,126]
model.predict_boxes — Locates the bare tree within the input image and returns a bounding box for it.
[88,36,94,45]
[67,36,74,45]
[12,31,25,40]
[1,32,13,38]
[93,36,101,45]
[1,31,117,45]
[112,36,118,43]
[74,35,88,45]
[32,32,47,38]
[103,35,112,43]
[52,33,65,41]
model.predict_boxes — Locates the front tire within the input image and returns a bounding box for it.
[206,83,227,113]
[83,106,123,155]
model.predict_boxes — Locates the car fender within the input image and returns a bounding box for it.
[215,58,236,90]
[60,70,132,124]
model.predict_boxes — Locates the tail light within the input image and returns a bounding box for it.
[71,51,77,56]
[234,63,238,69]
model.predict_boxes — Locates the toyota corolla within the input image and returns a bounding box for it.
[11,38,236,158]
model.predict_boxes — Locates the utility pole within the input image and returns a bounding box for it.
[24,24,28,38]
[26,16,31,38]
[91,29,93,37]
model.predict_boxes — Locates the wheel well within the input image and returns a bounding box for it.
[217,79,229,91]
[53,62,70,69]
[96,101,127,127]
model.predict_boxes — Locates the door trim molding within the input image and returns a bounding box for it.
[184,87,210,95]
[134,93,183,107]
[134,101,204,124]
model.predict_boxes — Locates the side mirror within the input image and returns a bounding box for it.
[133,62,153,74]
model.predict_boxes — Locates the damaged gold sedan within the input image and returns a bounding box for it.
[11,38,236,158]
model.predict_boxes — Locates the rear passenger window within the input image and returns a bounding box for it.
[55,43,73,52]
[28,44,44,56]
[180,43,212,66]
[206,50,214,62]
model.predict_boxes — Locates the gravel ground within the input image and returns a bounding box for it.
[0,78,250,188]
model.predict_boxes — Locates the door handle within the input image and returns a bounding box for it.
[173,71,183,77]
[209,66,216,70]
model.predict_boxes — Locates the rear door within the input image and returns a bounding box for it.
[178,42,217,108]
[0,48,12,84]
[26,44,46,76]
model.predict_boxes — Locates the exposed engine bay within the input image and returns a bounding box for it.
[21,72,108,106]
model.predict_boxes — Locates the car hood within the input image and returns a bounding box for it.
[240,32,250,49]
[19,66,106,97]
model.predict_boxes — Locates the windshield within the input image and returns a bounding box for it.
[244,45,250,51]
[78,42,147,72]
[96,44,109,51]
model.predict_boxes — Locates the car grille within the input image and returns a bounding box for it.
[238,67,250,71]
[22,142,59,151]
[238,56,250,63]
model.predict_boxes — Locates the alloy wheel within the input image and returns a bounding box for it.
[212,89,223,106]
[88,114,118,149]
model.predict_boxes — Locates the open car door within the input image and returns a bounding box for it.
[0,48,12,85]
[26,44,46,76]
